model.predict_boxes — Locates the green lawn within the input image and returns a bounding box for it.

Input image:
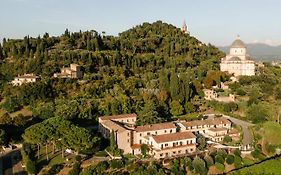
[229,156,281,175]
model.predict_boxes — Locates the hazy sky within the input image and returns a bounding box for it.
[1,0,281,46]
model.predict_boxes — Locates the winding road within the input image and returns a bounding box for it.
[222,115,254,146]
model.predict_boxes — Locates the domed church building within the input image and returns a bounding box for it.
[220,36,255,76]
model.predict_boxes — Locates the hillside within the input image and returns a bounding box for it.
[0,21,225,129]
[219,43,281,61]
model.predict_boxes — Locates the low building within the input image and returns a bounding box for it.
[203,89,218,100]
[203,89,235,102]
[98,114,197,158]
[179,117,234,142]
[205,128,228,142]
[54,64,83,78]
[99,113,137,126]
[11,73,39,86]
[149,132,196,159]
[134,122,177,145]
[99,114,136,154]
[98,114,238,158]
[179,117,232,133]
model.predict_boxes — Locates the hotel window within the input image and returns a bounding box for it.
[186,141,189,144]
[173,151,176,154]
[140,133,142,137]
[165,143,168,147]
[160,153,163,157]
[147,132,150,136]
[164,130,167,133]
[155,131,157,135]
[127,133,130,136]
[127,119,129,122]
[170,129,172,133]
[127,139,130,143]
[190,148,193,152]
[178,150,181,154]
[190,140,193,144]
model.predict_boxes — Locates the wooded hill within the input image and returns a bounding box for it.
[0,21,226,131]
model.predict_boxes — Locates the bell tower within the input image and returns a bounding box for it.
[181,20,189,34]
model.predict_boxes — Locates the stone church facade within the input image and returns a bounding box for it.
[220,37,255,76]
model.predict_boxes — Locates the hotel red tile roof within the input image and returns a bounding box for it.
[131,144,142,149]
[152,132,196,143]
[181,117,231,128]
[135,122,176,132]
[99,113,137,121]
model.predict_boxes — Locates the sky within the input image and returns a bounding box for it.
[1,0,281,46]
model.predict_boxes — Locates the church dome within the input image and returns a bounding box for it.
[228,57,241,61]
[231,37,246,48]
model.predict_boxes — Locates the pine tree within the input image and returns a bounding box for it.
[170,70,179,101]
[137,99,161,125]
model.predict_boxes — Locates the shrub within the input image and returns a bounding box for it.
[46,164,64,175]
[215,155,224,164]
[197,134,206,150]
[140,144,149,157]
[192,157,207,175]
[251,149,261,159]
[223,135,232,143]
[234,155,242,168]
[217,149,227,159]
[184,102,196,113]
[68,162,80,175]
[75,155,82,162]
[215,162,225,171]
[234,149,241,157]
[110,160,124,169]
[265,143,276,154]
[204,155,214,167]
[247,103,268,123]
[236,88,246,96]
[0,96,21,113]
[26,160,36,175]
[223,102,238,112]
[226,155,235,164]
[95,161,109,172]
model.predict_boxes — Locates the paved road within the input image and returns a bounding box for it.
[222,115,254,146]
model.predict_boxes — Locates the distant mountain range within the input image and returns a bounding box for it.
[219,43,281,61]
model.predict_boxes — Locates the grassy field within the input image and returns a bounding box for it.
[260,121,281,145]
[228,156,281,175]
